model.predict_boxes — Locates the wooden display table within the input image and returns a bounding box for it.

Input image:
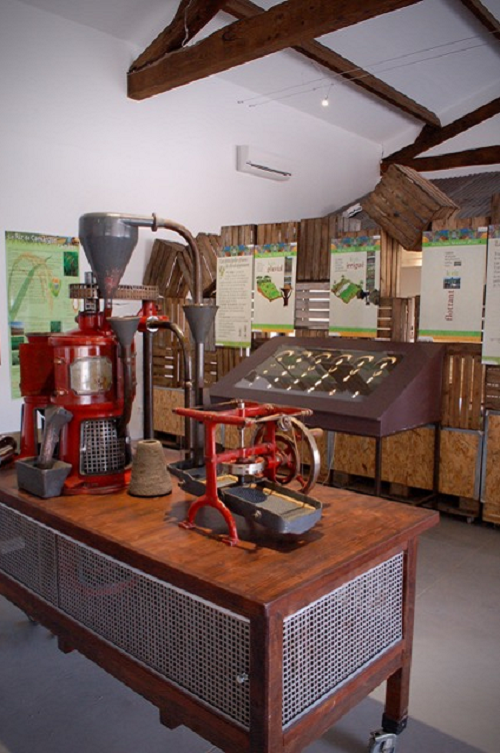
[0,451,438,753]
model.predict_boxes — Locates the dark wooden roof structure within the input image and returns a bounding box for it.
[127,0,500,174]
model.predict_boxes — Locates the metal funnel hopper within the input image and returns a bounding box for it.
[79,213,139,303]
[108,316,140,349]
[183,303,217,345]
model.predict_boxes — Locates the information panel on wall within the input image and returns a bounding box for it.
[5,230,80,398]
[329,235,380,338]
[483,226,500,364]
[215,245,254,348]
[252,243,297,333]
[418,229,487,343]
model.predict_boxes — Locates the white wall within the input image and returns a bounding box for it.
[0,0,381,436]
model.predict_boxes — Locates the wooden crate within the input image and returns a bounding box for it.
[379,229,402,297]
[196,232,220,296]
[377,297,412,341]
[296,216,337,282]
[144,239,191,298]
[153,387,185,436]
[256,220,298,245]
[362,165,457,250]
[441,343,484,430]
[439,428,482,502]
[333,428,434,490]
[383,427,435,489]
[482,411,500,524]
[333,434,376,478]
[332,426,481,507]
[484,365,500,412]
[294,282,329,331]
[220,224,256,247]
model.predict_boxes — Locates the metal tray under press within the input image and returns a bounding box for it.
[221,481,322,535]
[168,460,322,535]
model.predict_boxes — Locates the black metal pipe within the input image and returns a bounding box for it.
[117,343,136,437]
[146,318,194,454]
[143,328,154,440]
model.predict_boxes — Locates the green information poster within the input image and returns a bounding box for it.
[329,236,380,337]
[6,231,80,398]
[252,243,297,333]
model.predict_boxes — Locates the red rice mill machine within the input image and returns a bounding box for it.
[17,213,215,497]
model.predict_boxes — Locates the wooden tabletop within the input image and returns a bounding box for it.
[0,449,438,614]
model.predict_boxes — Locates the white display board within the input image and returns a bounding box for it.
[329,236,380,337]
[215,245,254,348]
[418,229,487,343]
[483,226,500,364]
[252,243,297,333]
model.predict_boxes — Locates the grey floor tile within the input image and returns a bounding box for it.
[303,698,486,753]
[0,599,211,753]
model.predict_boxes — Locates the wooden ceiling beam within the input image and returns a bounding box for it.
[130,0,228,73]
[398,145,500,171]
[382,96,500,167]
[457,0,500,42]
[128,0,423,100]
[224,0,440,126]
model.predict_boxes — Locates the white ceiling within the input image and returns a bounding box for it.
[17,0,500,157]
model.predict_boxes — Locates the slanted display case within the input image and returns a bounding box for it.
[211,337,446,437]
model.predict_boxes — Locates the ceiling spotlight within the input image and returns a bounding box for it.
[321,97,329,107]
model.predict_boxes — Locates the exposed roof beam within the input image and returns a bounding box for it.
[399,145,500,171]
[128,0,423,101]
[130,0,228,73]
[458,0,500,42]
[224,0,440,126]
[382,97,500,167]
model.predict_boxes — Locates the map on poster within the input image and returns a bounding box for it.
[329,236,380,337]
[5,230,80,398]
[252,243,297,332]
[483,226,500,364]
[215,245,254,347]
[418,229,487,343]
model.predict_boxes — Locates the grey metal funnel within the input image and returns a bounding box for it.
[183,303,217,345]
[79,213,139,303]
[108,316,140,349]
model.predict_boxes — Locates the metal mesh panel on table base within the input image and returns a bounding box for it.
[0,503,58,603]
[57,538,251,728]
[282,554,404,727]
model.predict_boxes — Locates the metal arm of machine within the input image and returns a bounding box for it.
[118,213,202,304]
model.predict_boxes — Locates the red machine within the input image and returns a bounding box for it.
[171,400,322,546]
[16,212,217,497]
[19,300,152,494]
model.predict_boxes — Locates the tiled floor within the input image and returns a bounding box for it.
[0,513,498,753]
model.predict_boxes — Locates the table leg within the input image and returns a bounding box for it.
[249,609,283,752]
[382,539,418,734]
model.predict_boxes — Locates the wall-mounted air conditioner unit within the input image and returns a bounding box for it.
[236,145,292,182]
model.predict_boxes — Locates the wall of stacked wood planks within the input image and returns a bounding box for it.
[143,208,500,521]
